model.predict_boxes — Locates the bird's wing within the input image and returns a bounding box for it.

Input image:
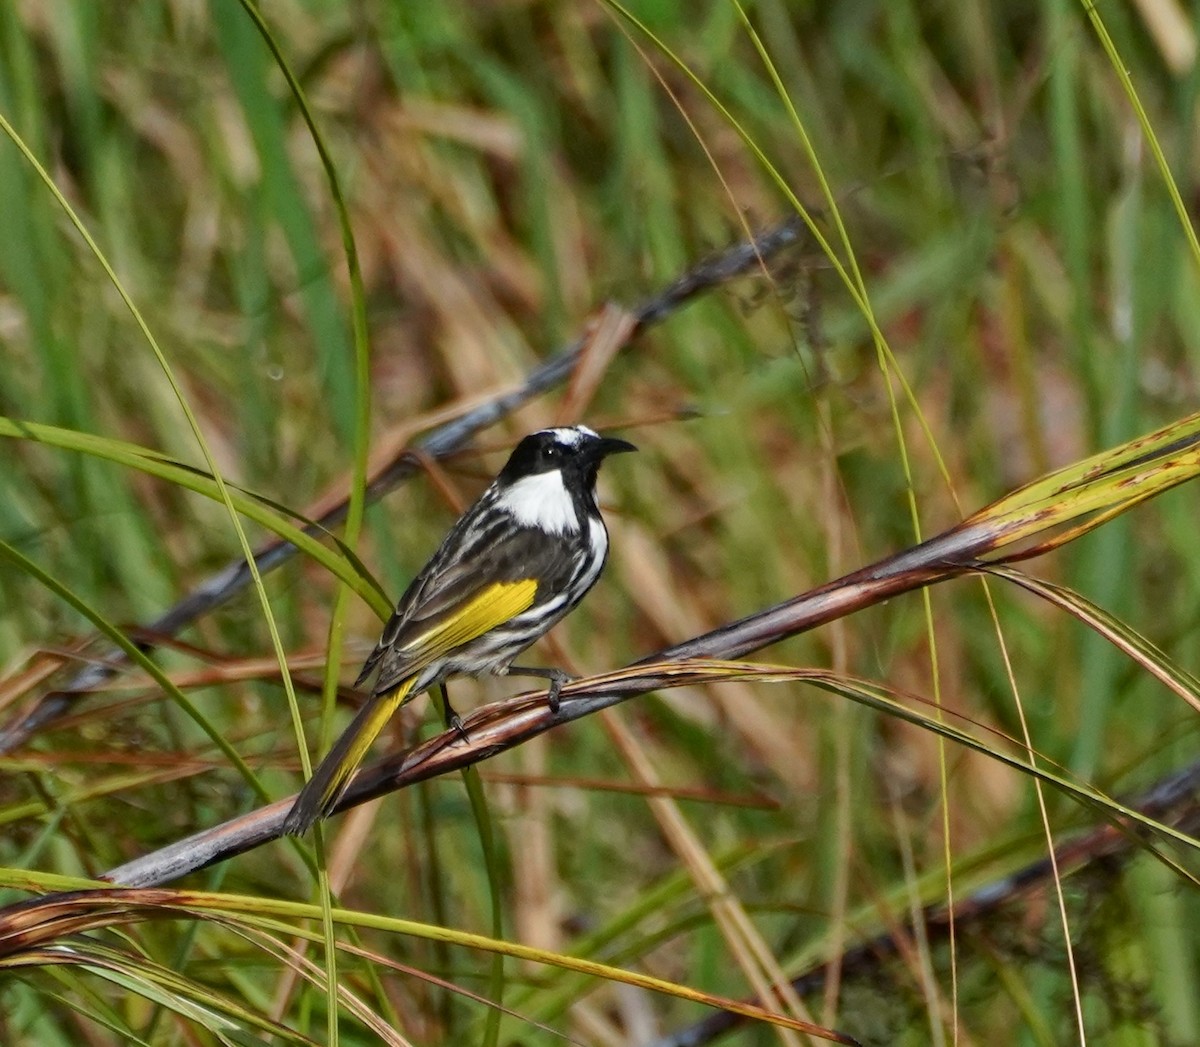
[357,525,575,695]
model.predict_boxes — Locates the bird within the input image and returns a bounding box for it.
[282,425,636,835]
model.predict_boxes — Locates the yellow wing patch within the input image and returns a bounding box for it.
[403,578,538,659]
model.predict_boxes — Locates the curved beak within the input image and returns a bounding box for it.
[594,435,637,459]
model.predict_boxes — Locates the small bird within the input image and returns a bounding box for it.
[283,425,636,835]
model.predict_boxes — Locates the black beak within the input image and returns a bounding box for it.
[594,435,637,459]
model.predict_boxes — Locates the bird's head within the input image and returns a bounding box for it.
[495,426,636,532]
[499,426,636,488]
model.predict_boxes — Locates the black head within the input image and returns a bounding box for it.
[498,426,636,490]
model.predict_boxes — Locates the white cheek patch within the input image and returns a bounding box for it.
[496,470,579,534]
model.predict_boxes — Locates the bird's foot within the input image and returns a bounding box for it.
[546,669,573,714]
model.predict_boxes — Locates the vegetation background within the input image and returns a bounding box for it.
[0,0,1198,1044]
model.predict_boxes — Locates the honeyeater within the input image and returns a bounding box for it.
[282,425,636,835]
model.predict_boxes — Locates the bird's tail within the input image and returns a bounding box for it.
[282,676,417,836]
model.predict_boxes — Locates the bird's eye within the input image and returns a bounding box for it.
[545,445,560,458]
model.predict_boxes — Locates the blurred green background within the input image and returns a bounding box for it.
[1,1,1198,1044]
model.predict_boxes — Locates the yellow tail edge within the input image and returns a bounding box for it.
[281,677,417,836]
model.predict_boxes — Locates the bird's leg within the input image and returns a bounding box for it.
[506,665,573,713]
[436,682,468,741]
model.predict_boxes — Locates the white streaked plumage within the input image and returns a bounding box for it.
[584,516,608,583]
[495,469,579,534]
